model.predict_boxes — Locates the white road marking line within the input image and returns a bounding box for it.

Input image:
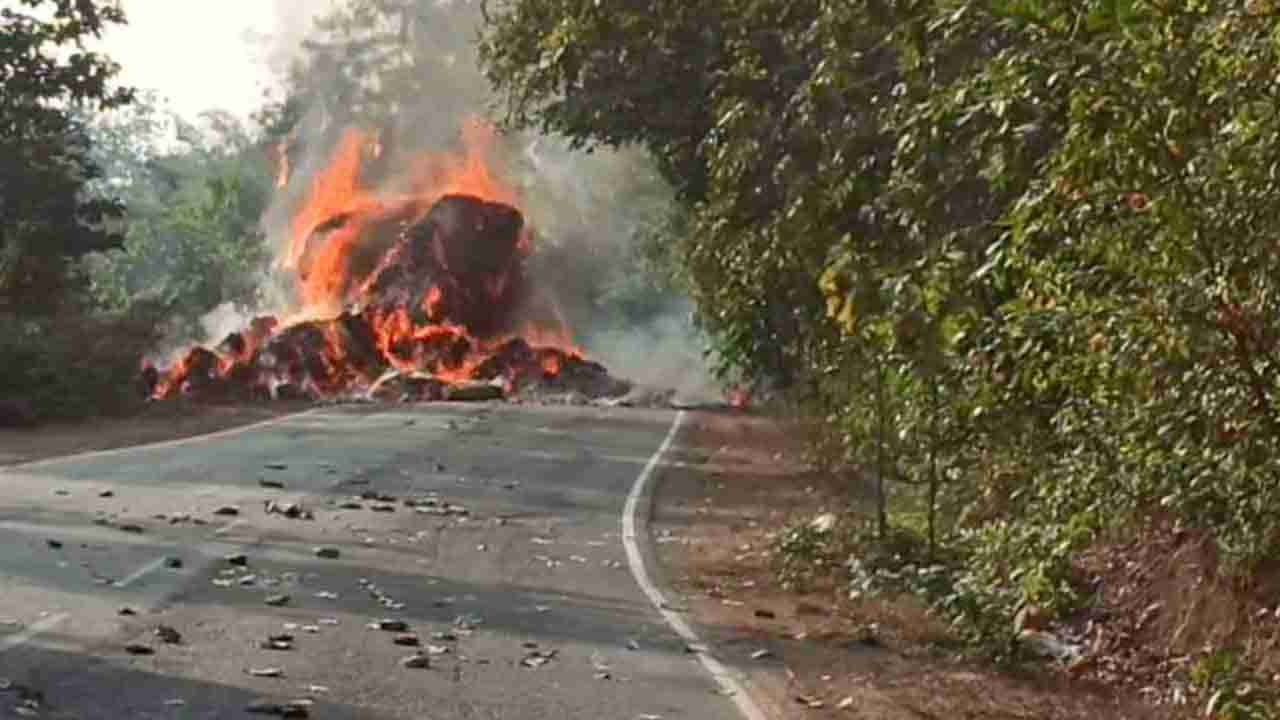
[622,410,769,720]
[0,613,70,653]
[113,556,170,589]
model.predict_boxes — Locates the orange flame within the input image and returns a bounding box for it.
[153,117,587,402]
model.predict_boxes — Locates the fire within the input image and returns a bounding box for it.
[144,116,608,404]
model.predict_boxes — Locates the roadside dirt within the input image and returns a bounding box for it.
[652,409,1159,719]
[0,400,312,466]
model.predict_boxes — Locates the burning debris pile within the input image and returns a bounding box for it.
[144,125,631,404]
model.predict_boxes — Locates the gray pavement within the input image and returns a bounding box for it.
[0,403,742,720]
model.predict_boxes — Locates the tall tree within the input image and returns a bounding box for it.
[0,0,135,313]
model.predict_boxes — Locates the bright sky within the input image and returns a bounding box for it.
[99,1,336,121]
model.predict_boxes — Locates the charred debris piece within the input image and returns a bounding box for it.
[146,194,630,405]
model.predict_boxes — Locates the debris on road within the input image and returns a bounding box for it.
[265,500,312,520]
[246,699,310,717]
[795,695,824,709]
[401,654,431,669]
[261,634,295,651]
[520,648,558,669]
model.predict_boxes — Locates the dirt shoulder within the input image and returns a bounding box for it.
[0,400,312,467]
[651,409,1156,719]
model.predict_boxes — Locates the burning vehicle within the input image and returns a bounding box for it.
[144,121,631,404]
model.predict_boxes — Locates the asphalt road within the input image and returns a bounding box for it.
[0,403,744,720]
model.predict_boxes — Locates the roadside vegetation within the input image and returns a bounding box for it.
[481,0,1280,715]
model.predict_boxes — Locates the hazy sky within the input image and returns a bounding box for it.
[99,1,336,120]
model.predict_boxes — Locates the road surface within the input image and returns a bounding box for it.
[0,403,744,720]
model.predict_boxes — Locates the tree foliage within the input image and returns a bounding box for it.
[481,0,1280,690]
[0,0,134,313]
[85,96,274,332]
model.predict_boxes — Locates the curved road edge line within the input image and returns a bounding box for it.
[9,407,325,471]
[622,410,770,720]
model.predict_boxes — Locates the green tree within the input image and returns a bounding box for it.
[85,96,274,332]
[0,0,135,313]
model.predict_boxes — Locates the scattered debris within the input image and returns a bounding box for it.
[401,654,431,669]
[795,695,824,709]
[265,500,312,520]
[260,634,295,651]
[246,699,310,717]
[520,649,558,669]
